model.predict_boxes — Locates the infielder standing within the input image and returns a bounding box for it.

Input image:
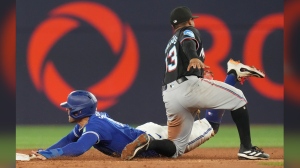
[121,6,269,160]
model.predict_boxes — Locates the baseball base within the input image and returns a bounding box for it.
[16,153,36,161]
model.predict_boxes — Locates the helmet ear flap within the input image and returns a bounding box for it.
[71,110,81,117]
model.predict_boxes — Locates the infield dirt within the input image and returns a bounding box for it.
[16,147,283,168]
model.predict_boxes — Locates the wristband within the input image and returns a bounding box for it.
[38,148,63,159]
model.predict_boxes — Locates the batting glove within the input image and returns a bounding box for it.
[37,148,63,159]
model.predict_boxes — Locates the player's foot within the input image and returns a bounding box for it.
[227,59,265,84]
[121,133,150,160]
[238,146,270,160]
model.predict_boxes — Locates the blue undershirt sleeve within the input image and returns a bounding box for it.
[60,133,99,156]
[47,131,78,150]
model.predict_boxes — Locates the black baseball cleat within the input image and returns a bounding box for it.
[238,146,270,160]
[121,133,151,160]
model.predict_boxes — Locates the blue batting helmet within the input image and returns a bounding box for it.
[60,90,97,119]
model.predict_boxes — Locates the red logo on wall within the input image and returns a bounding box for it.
[194,13,283,100]
[0,6,15,94]
[27,2,139,110]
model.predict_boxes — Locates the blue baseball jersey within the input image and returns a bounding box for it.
[47,112,159,157]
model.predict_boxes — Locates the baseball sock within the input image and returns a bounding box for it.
[224,73,237,85]
[205,111,223,134]
[231,105,252,151]
[205,73,237,134]
[148,139,176,157]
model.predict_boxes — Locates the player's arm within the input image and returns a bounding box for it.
[32,132,99,160]
[181,39,199,59]
[46,128,79,150]
[30,128,79,160]
[181,39,208,71]
[59,133,98,156]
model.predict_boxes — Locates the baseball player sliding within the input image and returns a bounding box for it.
[31,90,214,160]
[121,6,269,160]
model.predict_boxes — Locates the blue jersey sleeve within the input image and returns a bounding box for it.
[60,133,98,156]
[46,126,80,150]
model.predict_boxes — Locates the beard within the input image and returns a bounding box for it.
[68,116,76,123]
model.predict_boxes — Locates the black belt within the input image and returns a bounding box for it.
[162,76,188,91]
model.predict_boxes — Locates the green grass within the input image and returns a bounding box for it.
[16,124,283,149]
[0,134,15,163]
[16,125,74,149]
[200,124,283,148]
[259,162,284,166]
[284,133,300,163]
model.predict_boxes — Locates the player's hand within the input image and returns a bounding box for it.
[187,58,210,71]
[31,150,47,160]
[31,148,63,160]
[203,69,214,80]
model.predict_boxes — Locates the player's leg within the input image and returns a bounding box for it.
[163,108,195,157]
[205,73,237,134]
[136,118,214,154]
[231,104,269,160]
[136,122,168,140]
[205,59,265,134]
[184,118,214,153]
[122,82,196,159]
[226,59,269,159]
[208,59,268,159]
[188,75,268,159]
[147,80,201,158]
[122,115,186,160]
[135,113,194,158]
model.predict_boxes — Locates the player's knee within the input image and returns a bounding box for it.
[236,89,247,104]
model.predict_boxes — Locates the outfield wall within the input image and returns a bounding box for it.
[15,0,283,125]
